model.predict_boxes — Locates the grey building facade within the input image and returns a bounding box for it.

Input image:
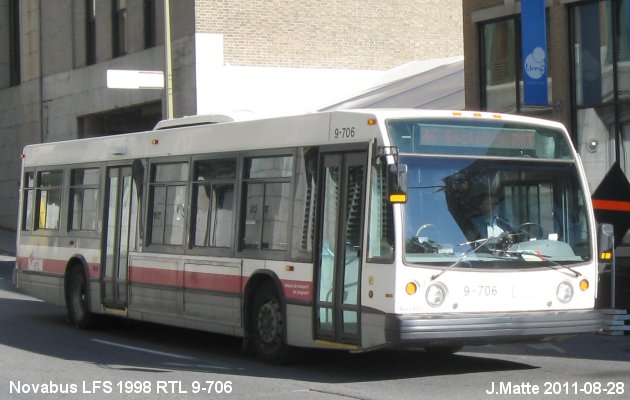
[0,0,463,230]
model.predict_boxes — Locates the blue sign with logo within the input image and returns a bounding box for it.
[521,0,548,106]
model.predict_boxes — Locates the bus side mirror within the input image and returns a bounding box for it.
[387,164,408,204]
[598,223,614,261]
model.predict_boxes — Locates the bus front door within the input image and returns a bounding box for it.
[315,151,366,346]
[101,166,134,309]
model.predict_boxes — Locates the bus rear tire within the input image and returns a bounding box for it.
[66,267,94,329]
[251,281,291,363]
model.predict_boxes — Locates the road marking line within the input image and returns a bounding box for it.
[166,362,244,371]
[527,343,566,354]
[91,339,196,360]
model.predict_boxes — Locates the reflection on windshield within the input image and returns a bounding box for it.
[403,157,591,267]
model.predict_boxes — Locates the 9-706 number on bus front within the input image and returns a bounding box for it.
[464,285,498,297]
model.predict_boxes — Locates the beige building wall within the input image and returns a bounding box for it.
[195,0,463,70]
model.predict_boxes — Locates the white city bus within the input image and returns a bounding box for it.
[15,109,606,362]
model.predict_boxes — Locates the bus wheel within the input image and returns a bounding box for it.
[251,281,290,363]
[67,267,93,329]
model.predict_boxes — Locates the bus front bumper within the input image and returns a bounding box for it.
[384,309,605,346]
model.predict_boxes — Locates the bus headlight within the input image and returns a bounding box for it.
[556,281,574,304]
[426,283,447,307]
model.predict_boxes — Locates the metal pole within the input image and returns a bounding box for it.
[38,0,45,143]
[611,237,616,309]
[163,0,174,119]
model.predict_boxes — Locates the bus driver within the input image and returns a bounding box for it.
[469,192,512,239]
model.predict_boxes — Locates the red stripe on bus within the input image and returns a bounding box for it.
[129,266,243,295]
[15,257,66,274]
[129,266,313,300]
[593,199,630,212]
[184,270,242,293]
[17,258,313,301]
[16,256,100,278]
[129,266,183,288]
[16,257,28,269]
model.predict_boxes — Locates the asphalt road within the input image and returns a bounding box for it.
[1,258,629,400]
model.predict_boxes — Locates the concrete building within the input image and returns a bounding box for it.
[464,0,630,195]
[0,0,463,231]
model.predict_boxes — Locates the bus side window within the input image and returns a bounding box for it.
[131,159,146,250]
[21,172,35,231]
[192,158,237,249]
[68,168,100,232]
[290,147,318,262]
[367,163,394,262]
[36,170,64,231]
[148,162,189,246]
[241,155,294,252]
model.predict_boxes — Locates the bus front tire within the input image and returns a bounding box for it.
[251,281,291,363]
[66,267,94,329]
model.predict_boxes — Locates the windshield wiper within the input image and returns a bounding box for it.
[503,249,581,278]
[430,233,508,281]
[430,232,579,280]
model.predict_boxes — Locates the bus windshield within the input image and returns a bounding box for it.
[401,156,591,267]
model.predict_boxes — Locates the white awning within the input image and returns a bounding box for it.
[321,58,464,111]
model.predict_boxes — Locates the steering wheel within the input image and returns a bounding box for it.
[415,223,436,239]
[515,222,544,240]
[408,223,440,253]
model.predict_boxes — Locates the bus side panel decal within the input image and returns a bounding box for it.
[282,280,313,302]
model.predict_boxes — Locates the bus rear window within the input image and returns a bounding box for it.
[387,119,572,159]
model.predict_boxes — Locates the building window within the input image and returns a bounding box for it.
[144,0,156,49]
[112,0,127,57]
[482,18,518,113]
[571,0,630,186]
[9,0,20,86]
[573,1,613,107]
[86,0,96,65]
[480,15,551,113]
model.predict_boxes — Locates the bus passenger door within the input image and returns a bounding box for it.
[315,150,366,346]
[102,166,135,309]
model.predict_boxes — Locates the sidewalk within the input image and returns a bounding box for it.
[0,228,16,257]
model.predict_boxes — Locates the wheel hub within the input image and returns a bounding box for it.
[257,301,279,344]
